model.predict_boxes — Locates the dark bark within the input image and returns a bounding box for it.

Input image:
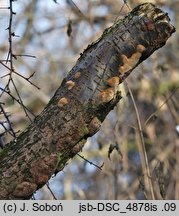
[0,3,175,199]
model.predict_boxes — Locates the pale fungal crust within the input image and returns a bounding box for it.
[58,97,69,107]
[106,76,120,87]
[74,71,81,79]
[97,45,146,104]
[119,44,146,74]
[98,87,115,103]
[136,44,146,52]
[30,155,58,186]
[88,117,101,135]
[13,181,37,197]
[66,80,75,90]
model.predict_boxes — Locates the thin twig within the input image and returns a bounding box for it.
[0,87,35,118]
[0,104,16,138]
[46,182,57,200]
[12,70,40,89]
[145,87,179,126]
[0,1,39,122]
[126,81,155,200]
[15,54,36,58]
[77,153,104,170]
[0,7,9,9]
[114,0,131,22]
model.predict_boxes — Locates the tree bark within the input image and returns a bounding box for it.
[0,3,175,199]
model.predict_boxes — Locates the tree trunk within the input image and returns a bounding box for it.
[0,3,175,199]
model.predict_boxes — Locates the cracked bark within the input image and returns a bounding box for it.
[0,3,175,199]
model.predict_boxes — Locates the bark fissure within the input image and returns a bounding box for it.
[0,3,175,199]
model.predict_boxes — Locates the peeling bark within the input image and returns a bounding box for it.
[0,3,175,199]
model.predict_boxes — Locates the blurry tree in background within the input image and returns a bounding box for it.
[0,0,178,199]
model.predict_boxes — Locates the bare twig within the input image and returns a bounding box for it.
[0,104,16,138]
[0,7,9,9]
[126,81,155,200]
[66,0,86,19]
[145,87,179,125]
[46,182,57,200]
[0,1,39,124]
[0,87,35,118]
[77,153,104,170]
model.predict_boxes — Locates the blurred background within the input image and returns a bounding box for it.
[0,0,178,199]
